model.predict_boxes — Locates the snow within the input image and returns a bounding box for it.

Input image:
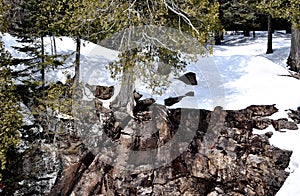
[2,31,300,195]
[20,103,35,126]
[214,31,300,196]
[271,124,300,196]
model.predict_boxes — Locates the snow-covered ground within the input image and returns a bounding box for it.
[213,31,300,196]
[2,31,300,195]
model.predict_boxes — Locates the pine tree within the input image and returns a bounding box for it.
[6,0,68,115]
[49,0,221,116]
[0,0,22,182]
[219,0,260,35]
[0,38,22,182]
[93,0,220,114]
[257,0,300,71]
[4,0,222,119]
[0,0,9,32]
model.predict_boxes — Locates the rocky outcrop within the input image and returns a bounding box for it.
[49,104,293,195]
[2,119,59,195]
[2,103,297,195]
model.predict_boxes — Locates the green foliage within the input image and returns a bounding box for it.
[44,82,73,115]
[5,0,70,118]
[108,46,189,95]
[4,0,222,118]
[0,39,22,181]
[98,0,220,95]
[0,0,9,32]
[51,0,220,47]
[53,0,221,95]
[219,0,263,31]
[257,0,300,27]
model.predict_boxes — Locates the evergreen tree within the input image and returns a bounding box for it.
[258,0,300,71]
[0,0,22,182]
[4,0,222,119]
[6,0,68,115]
[0,38,22,182]
[99,0,220,114]
[0,0,9,32]
[266,14,273,54]
[219,0,260,36]
[51,0,221,116]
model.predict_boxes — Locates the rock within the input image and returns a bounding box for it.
[55,105,291,195]
[265,131,273,138]
[86,84,114,100]
[50,152,95,196]
[164,91,194,106]
[253,117,272,130]
[272,118,299,131]
[133,90,143,101]
[246,104,278,117]
[164,96,183,106]
[175,72,197,85]
[95,85,114,100]
[133,98,156,113]
[287,107,300,123]
[5,104,293,196]
[50,163,84,196]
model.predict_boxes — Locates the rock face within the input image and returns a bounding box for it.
[2,104,296,195]
[2,119,60,195]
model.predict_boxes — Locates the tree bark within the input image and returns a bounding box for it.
[53,36,57,55]
[266,15,273,54]
[110,68,135,117]
[243,29,250,37]
[41,36,45,98]
[287,27,300,72]
[74,36,81,85]
[214,31,221,45]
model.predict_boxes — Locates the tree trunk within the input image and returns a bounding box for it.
[52,36,57,55]
[287,27,300,72]
[74,36,81,85]
[221,32,224,40]
[41,36,45,98]
[243,30,250,37]
[253,31,256,38]
[110,68,135,117]
[266,15,273,54]
[214,31,221,45]
[50,36,54,55]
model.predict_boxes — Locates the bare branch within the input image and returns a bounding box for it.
[163,0,199,35]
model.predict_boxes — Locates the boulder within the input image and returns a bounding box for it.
[175,72,197,85]
[86,84,114,100]
[288,107,300,124]
[164,91,194,106]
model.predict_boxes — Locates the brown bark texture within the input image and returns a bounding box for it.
[288,28,300,72]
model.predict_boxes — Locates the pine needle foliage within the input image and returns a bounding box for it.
[0,39,22,181]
